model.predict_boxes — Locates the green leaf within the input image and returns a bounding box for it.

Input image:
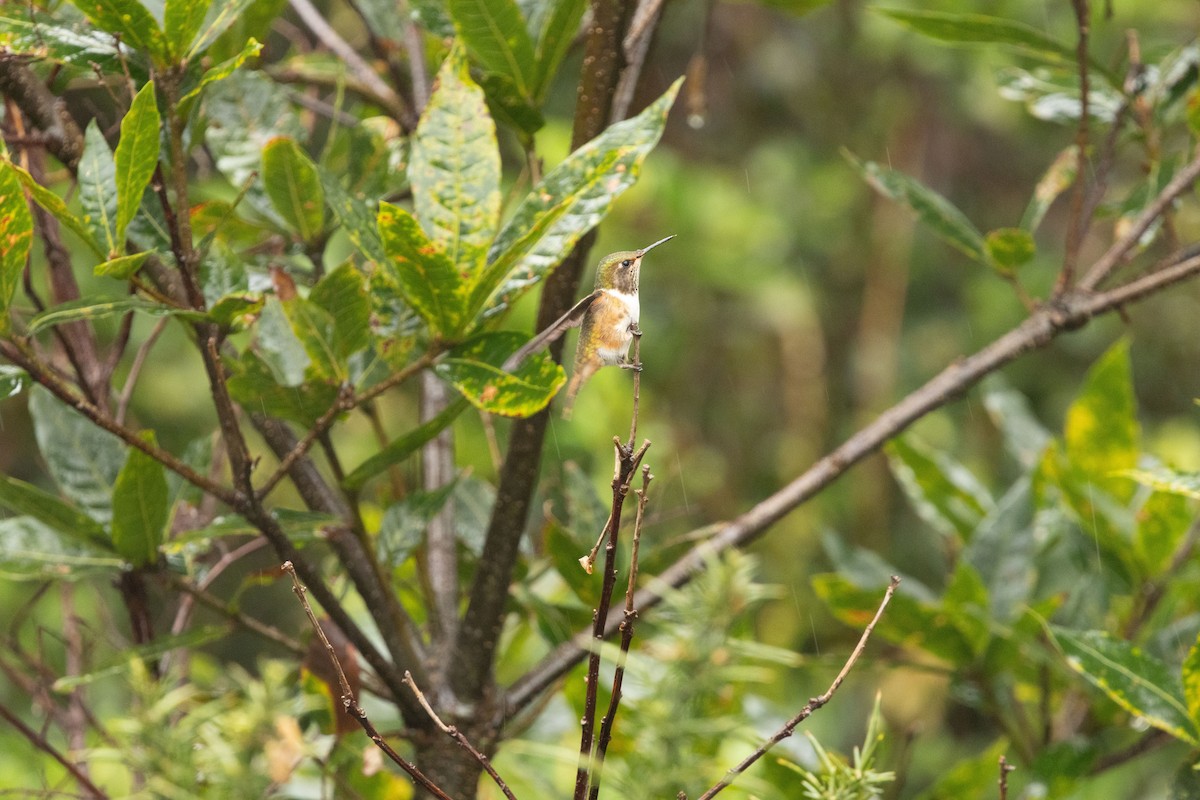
[261,136,326,242]
[1022,145,1079,232]
[0,13,122,70]
[479,72,545,137]
[79,121,119,256]
[0,474,111,549]
[942,561,990,657]
[0,517,123,582]
[985,227,1035,274]
[207,291,264,331]
[321,174,388,266]
[225,350,339,426]
[5,160,105,258]
[377,482,458,568]
[28,297,201,335]
[110,431,169,567]
[186,0,256,59]
[0,365,28,398]
[886,435,993,541]
[65,0,165,60]
[343,398,469,491]
[1132,486,1194,575]
[0,160,33,334]
[279,297,344,380]
[29,386,125,525]
[179,37,264,105]
[53,625,229,690]
[94,250,154,279]
[962,476,1036,621]
[410,45,500,277]
[164,0,211,59]
[812,573,976,663]
[377,202,467,336]
[113,81,161,251]
[448,0,538,101]
[1184,633,1200,728]
[1170,757,1200,800]
[981,376,1051,468]
[1064,340,1139,502]
[876,9,1115,84]
[1049,626,1200,747]
[434,331,566,417]
[485,78,682,314]
[845,151,986,262]
[531,0,585,100]
[309,262,371,361]
[1123,465,1200,500]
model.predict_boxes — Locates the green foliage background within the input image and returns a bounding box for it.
[1,0,1200,797]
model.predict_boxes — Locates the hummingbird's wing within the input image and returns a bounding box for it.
[502,290,602,371]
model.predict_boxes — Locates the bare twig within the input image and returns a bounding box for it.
[403,671,518,800]
[256,383,356,500]
[576,437,651,800]
[282,563,455,800]
[588,465,653,800]
[115,316,169,425]
[998,755,1015,800]
[694,576,900,800]
[0,702,109,799]
[503,247,1200,720]
[626,328,643,450]
[287,0,410,122]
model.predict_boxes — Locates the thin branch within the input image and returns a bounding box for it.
[403,671,518,800]
[282,563,455,800]
[575,437,651,800]
[287,0,410,122]
[588,465,652,800]
[115,316,169,425]
[0,57,84,168]
[998,755,1015,800]
[1057,0,1091,293]
[694,576,900,800]
[256,382,356,501]
[502,247,1200,720]
[0,702,109,799]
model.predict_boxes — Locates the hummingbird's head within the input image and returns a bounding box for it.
[593,235,675,294]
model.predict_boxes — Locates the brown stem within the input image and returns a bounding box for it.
[283,563,454,800]
[998,755,1015,800]
[0,58,84,168]
[694,577,900,800]
[0,702,109,799]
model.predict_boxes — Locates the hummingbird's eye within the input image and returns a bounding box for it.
[621,259,632,268]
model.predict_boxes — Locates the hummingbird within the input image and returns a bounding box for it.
[504,235,675,417]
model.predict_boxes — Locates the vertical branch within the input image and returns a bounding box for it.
[587,464,653,800]
[1058,0,1091,293]
[422,371,460,665]
[575,438,651,800]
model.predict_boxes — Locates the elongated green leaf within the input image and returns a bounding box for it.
[1124,465,1200,500]
[79,121,119,256]
[434,331,565,417]
[378,202,466,335]
[1050,626,1200,746]
[448,0,538,100]
[309,262,371,361]
[207,290,264,331]
[876,9,1115,84]
[179,37,263,105]
[262,136,326,242]
[985,227,1035,274]
[0,475,110,549]
[65,0,165,59]
[322,173,388,266]
[5,160,105,257]
[1022,145,1079,231]
[280,296,343,380]
[378,482,458,568]
[0,13,122,70]
[344,398,469,491]
[962,476,1036,622]
[887,435,994,541]
[845,151,986,262]
[54,625,229,691]
[485,78,682,313]
[1185,633,1200,728]
[0,160,33,333]
[94,251,154,279]
[29,386,124,525]
[1064,340,1139,502]
[981,377,1051,467]
[29,297,202,335]
[111,431,169,567]
[113,82,161,250]
[0,517,123,582]
[531,0,586,100]
[164,0,211,59]
[186,0,256,59]
[411,45,500,276]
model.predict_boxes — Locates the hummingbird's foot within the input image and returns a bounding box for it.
[628,323,642,338]
[619,361,643,372]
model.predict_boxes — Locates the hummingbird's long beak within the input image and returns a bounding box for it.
[636,234,675,256]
